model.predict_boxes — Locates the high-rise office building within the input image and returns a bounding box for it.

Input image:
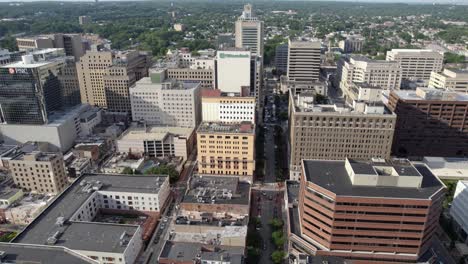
[130,69,201,127]
[386,49,444,80]
[10,151,68,194]
[287,39,321,82]
[336,55,402,95]
[0,50,69,125]
[216,50,251,94]
[291,158,445,263]
[386,88,468,157]
[275,44,288,74]
[235,4,264,57]
[197,122,255,182]
[429,69,468,94]
[16,34,84,60]
[288,92,395,180]
[77,50,151,113]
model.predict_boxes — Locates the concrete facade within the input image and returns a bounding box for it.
[429,69,468,94]
[216,50,251,94]
[386,49,444,80]
[287,39,321,82]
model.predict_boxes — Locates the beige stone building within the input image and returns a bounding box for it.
[166,68,214,89]
[288,92,396,180]
[16,33,84,60]
[336,55,402,92]
[77,50,151,112]
[197,122,255,181]
[429,69,468,93]
[235,4,264,56]
[10,152,68,194]
[386,49,444,80]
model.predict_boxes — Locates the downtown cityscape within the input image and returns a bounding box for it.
[0,0,467,263]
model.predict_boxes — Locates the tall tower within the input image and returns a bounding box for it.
[287,39,321,82]
[235,4,264,57]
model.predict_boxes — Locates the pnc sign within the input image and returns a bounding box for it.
[219,53,249,59]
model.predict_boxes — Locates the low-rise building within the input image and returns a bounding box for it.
[10,151,68,195]
[78,107,103,137]
[280,76,327,95]
[0,188,23,209]
[159,241,244,264]
[12,173,170,264]
[429,69,468,94]
[117,125,195,160]
[67,157,92,178]
[179,175,251,221]
[422,157,468,180]
[197,122,255,181]
[1,194,53,225]
[344,82,383,103]
[173,23,185,32]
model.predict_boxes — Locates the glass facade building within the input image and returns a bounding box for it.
[0,65,62,124]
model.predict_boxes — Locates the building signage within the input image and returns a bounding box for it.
[219,53,249,59]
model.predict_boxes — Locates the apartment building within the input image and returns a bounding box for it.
[288,92,395,179]
[77,50,151,112]
[166,68,214,89]
[386,49,444,80]
[235,4,264,56]
[11,174,170,264]
[10,151,67,195]
[386,88,468,157]
[130,70,201,127]
[201,89,256,124]
[429,69,468,93]
[289,158,445,263]
[336,55,402,92]
[79,16,91,25]
[16,33,84,60]
[116,125,195,160]
[197,122,255,182]
[287,39,321,82]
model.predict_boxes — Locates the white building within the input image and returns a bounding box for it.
[386,49,444,80]
[130,70,201,128]
[11,174,170,264]
[450,180,468,242]
[429,69,468,94]
[287,39,321,82]
[216,50,251,94]
[201,90,256,124]
[78,107,102,137]
[336,55,402,92]
[422,157,468,180]
[0,104,94,153]
[116,125,195,160]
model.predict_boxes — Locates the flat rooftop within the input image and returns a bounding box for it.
[182,175,250,205]
[0,243,97,264]
[133,77,200,90]
[118,126,194,141]
[13,174,168,253]
[197,121,254,134]
[422,157,468,179]
[302,160,444,199]
[159,241,244,263]
[392,88,468,102]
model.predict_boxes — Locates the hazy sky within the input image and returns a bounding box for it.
[0,0,465,2]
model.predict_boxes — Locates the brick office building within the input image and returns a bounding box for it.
[291,158,445,263]
[386,88,468,157]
